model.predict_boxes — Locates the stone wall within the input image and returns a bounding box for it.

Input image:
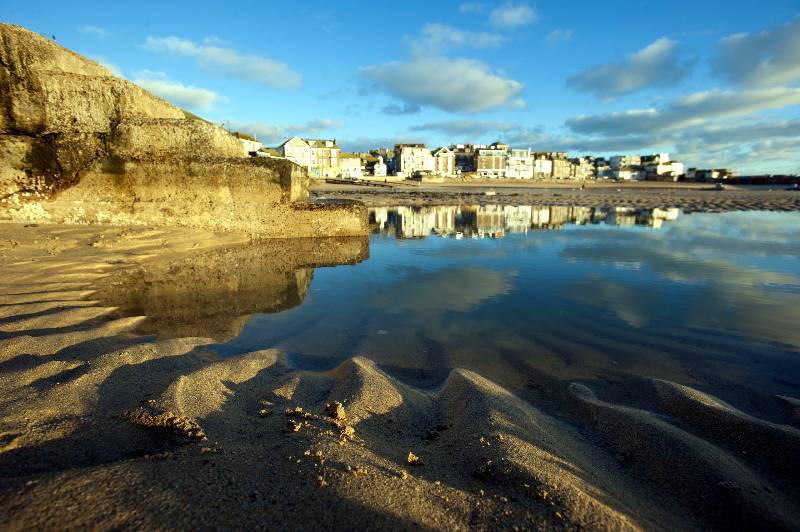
[0,24,367,237]
[3,156,367,238]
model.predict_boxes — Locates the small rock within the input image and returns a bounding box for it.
[407,452,423,466]
[326,401,346,421]
[258,409,272,418]
[286,419,302,433]
[339,425,355,441]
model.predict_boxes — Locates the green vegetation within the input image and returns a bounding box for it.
[232,131,257,142]
[181,109,211,124]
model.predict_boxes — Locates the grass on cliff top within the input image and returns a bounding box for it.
[182,109,212,124]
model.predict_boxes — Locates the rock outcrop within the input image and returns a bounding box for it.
[0,24,366,237]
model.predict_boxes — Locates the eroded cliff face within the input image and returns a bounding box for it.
[0,23,366,237]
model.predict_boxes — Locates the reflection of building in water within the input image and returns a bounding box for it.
[504,205,532,233]
[370,205,681,239]
[477,205,506,238]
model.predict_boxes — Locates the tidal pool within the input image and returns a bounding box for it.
[106,205,800,417]
[196,206,798,414]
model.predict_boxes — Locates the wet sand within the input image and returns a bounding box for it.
[1,222,799,530]
[313,181,800,213]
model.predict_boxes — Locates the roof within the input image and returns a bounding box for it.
[395,143,427,149]
[279,136,339,149]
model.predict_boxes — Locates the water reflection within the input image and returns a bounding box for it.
[219,209,800,406]
[93,207,800,408]
[96,238,368,341]
[370,205,680,239]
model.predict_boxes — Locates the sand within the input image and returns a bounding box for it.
[312,181,800,213]
[1,222,799,530]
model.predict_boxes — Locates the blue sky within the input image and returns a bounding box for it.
[4,1,800,173]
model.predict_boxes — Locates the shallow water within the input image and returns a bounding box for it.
[192,206,796,413]
[109,205,800,417]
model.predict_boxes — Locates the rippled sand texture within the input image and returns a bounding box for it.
[1,223,799,530]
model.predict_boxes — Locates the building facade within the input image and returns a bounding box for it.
[338,157,363,178]
[506,148,534,179]
[533,156,553,179]
[279,136,340,178]
[476,142,508,178]
[395,144,434,177]
[431,147,455,177]
[451,144,484,173]
[372,156,387,177]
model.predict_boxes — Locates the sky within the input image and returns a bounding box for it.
[3,0,800,174]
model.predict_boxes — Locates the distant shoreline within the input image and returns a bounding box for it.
[312,180,800,212]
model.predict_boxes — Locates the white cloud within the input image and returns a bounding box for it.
[228,119,343,145]
[407,120,548,147]
[546,29,573,44]
[567,87,800,136]
[78,25,109,37]
[134,72,221,111]
[412,23,504,53]
[489,2,537,29]
[567,38,691,98]
[362,56,525,113]
[458,2,485,13]
[143,36,301,89]
[382,103,422,115]
[410,119,518,137]
[714,17,800,87]
[88,55,123,78]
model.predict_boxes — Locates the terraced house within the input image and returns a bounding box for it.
[279,136,340,178]
[476,142,508,178]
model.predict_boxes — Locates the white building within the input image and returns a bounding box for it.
[338,157,363,178]
[506,148,534,179]
[643,154,684,180]
[236,137,263,156]
[432,147,456,177]
[570,157,596,180]
[534,157,553,179]
[614,168,646,181]
[610,155,642,169]
[395,144,434,177]
[373,156,387,177]
[279,136,340,178]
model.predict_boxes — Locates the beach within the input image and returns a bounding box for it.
[1,221,799,530]
[312,181,800,212]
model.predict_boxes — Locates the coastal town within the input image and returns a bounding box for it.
[236,134,734,183]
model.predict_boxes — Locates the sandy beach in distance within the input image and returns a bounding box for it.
[312,180,800,212]
[1,219,799,530]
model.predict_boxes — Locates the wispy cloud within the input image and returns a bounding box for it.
[546,29,573,44]
[458,2,485,14]
[567,87,800,136]
[143,36,301,89]
[410,23,505,53]
[410,119,517,137]
[568,38,692,98]
[228,119,342,145]
[714,16,800,87]
[134,70,221,111]
[382,102,422,115]
[78,25,109,38]
[88,55,123,78]
[489,2,537,29]
[362,56,525,113]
